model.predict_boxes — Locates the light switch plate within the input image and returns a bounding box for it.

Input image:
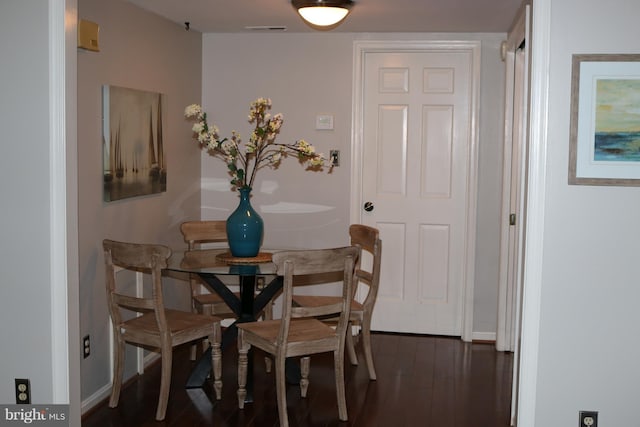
[315,114,334,130]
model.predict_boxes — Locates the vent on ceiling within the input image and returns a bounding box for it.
[245,26,287,31]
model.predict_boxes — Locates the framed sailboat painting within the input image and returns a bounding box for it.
[569,54,640,186]
[102,85,167,201]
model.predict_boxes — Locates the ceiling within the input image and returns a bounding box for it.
[125,0,523,34]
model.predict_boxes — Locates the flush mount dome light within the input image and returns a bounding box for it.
[292,0,354,27]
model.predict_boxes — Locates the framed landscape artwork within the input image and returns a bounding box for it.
[569,54,640,186]
[102,85,167,201]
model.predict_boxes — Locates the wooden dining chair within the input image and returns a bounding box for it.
[236,246,359,427]
[103,239,222,421]
[292,224,382,380]
[180,220,274,359]
[180,220,237,320]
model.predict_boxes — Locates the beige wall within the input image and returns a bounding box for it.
[74,1,506,410]
[201,32,506,337]
[77,0,202,407]
[0,0,504,417]
[9,0,640,422]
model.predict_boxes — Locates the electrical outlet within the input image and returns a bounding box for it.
[83,335,91,358]
[330,150,340,167]
[15,378,30,404]
[579,410,598,427]
[256,276,266,290]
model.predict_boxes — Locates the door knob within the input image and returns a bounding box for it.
[363,202,374,212]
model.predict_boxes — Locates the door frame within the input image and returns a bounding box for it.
[496,4,531,354]
[350,40,481,342]
[496,4,532,425]
[515,0,551,423]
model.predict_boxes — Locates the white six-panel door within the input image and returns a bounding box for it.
[353,42,479,338]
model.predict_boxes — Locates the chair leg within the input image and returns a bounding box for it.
[109,335,125,408]
[262,304,273,373]
[361,319,377,380]
[202,305,214,353]
[237,330,249,409]
[155,342,173,421]
[334,349,348,422]
[210,325,222,400]
[300,356,310,398]
[345,325,359,366]
[275,353,289,427]
[190,302,206,361]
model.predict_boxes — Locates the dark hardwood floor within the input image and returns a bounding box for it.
[82,333,513,427]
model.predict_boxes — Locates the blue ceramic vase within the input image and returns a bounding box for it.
[226,186,263,257]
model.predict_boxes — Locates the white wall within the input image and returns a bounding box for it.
[201,32,506,337]
[528,0,640,424]
[0,3,80,425]
[0,0,55,404]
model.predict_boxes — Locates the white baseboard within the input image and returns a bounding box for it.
[81,382,112,415]
[81,352,160,415]
[472,331,496,342]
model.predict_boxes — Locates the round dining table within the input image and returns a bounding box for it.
[165,248,298,401]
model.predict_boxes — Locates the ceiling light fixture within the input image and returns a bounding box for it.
[292,0,354,28]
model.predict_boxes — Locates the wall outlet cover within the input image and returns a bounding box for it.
[315,114,334,130]
[15,378,31,404]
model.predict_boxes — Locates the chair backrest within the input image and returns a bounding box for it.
[349,224,382,311]
[273,246,359,347]
[180,220,227,249]
[103,239,172,331]
[179,221,228,298]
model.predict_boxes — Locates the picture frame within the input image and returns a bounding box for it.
[102,85,167,202]
[569,54,640,186]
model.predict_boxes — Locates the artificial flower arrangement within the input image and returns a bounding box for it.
[184,98,328,189]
